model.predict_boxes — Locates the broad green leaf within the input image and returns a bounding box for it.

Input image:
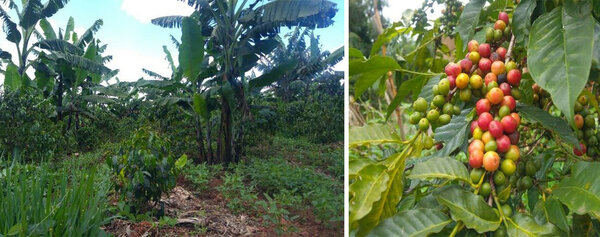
[64,16,74,41]
[193,93,209,119]
[370,24,411,57]
[505,213,561,236]
[519,74,535,104]
[349,124,403,147]
[516,103,579,147]
[513,0,537,44]
[4,64,21,91]
[433,185,501,233]
[179,17,204,81]
[434,108,473,157]
[350,157,375,180]
[249,59,297,89]
[455,0,486,51]
[554,161,600,218]
[356,151,409,236]
[417,75,440,102]
[573,213,598,236]
[350,56,400,97]
[175,154,187,170]
[385,76,429,120]
[545,198,569,233]
[368,209,451,237]
[396,193,416,212]
[349,164,389,224]
[407,157,470,184]
[39,18,57,40]
[350,47,365,59]
[593,22,600,70]
[455,33,465,60]
[527,2,594,128]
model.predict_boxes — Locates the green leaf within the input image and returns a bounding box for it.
[4,63,21,91]
[385,76,429,120]
[554,161,600,218]
[7,223,21,236]
[433,185,501,233]
[349,124,403,147]
[350,47,365,60]
[249,59,297,89]
[407,157,471,184]
[593,22,600,70]
[519,74,535,104]
[368,209,451,237]
[527,2,594,128]
[370,24,411,57]
[455,33,465,60]
[516,103,579,147]
[350,164,389,224]
[350,56,400,97]
[64,16,74,41]
[356,151,409,236]
[179,17,204,81]
[455,0,486,51]
[513,0,537,44]
[193,93,209,120]
[39,18,57,40]
[505,213,561,236]
[417,75,441,102]
[434,108,473,157]
[350,157,375,180]
[545,197,569,233]
[175,154,187,170]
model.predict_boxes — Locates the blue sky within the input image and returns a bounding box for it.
[0,0,344,82]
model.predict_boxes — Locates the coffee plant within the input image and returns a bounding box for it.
[350,0,600,236]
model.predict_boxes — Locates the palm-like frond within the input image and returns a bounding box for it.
[162,45,176,73]
[55,52,111,75]
[151,15,185,28]
[75,19,103,47]
[35,39,83,55]
[42,0,70,18]
[63,16,74,41]
[323,46,343,66]
[142,68,169,80]
[170,35,181,49]
[20,0,44,29]
[39,18,57,39]
[0,6,21,43]
[0,48,11,59]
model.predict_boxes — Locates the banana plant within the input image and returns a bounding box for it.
[34,17,115,123]
[151,0,339,164]
[0,0,71,90]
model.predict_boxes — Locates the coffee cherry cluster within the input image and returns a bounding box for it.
[531,83,551,108]
[485,11,512,43]
[574,93,598,156]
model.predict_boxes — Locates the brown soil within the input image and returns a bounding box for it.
[103,176,342,236]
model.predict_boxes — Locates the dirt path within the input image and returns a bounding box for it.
[103,177,341,236]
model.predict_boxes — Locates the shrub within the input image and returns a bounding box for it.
[184,162,219,192]
[0,164,109,236]
[217,171,257,213]
[0,90,70,161]
[107,129,187,211]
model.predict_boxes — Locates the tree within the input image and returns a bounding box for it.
[151,0,339,164]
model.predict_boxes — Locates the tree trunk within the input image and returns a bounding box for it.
[217,96,233,165]
[196,116,207,163]
[57,74,64,121]
[206,120,214,164]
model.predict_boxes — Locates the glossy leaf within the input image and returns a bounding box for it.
[249,59,298,89]
[349,124,403,147]
[368,209,451,237]
[433,185,501,233]
[505,213,561,236]
[516,103,579,147]
[193,93,208,120]
[350,56,400,97]
[455,0,486,51]
[434,108,474,157]
[554,161,600,218]
[349,164,389,225]
[385,76,429,120]
[407,157,471,184]
[527,1,594,128]
[513,0,537,44]
[545,198,569,233]
[4,63,21,91]
[350,157,375,180]
[356,151,409,236]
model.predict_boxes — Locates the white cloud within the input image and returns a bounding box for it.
[120,0,194,24]
[105,47,173,82]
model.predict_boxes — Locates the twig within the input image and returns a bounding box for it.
[488,175,495,206]
[504,35,516,64]
[526,131,546,156]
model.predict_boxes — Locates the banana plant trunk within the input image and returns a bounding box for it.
[196,116,207,163]
[217,95,233,165]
